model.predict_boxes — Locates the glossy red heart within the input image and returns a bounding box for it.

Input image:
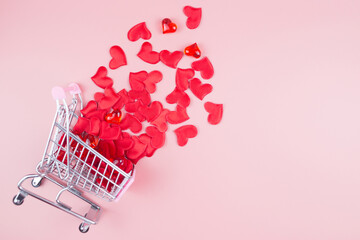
[159,50,183,69]
[146,126,165,149]
[129,71,147,91]
[81,100,98,116]
[128,88,151,106]
[119,113,142,133]
[184,43,201,58]
[127,22,152,42]
[143,70,162,93]
[166,105,189,124]
[137,42,160,64]
[189,78,213,100]
[166,87,190,108]
[105,109,122,124]
[191,57,214,79]
[113,89,131,110]
[174,125,198,146]
[73,117,90,134]
[126,136,147,164]
[98,87,121,110]
[183,6,202,29]
[91,66,113,89]
[109,45,127,70]
[88,117,101,136]
[151,109,169,132]
[138,101,163,122]
[204,102,223,125]
[99,121,121,140]
[176,68,195,91]
[138,134,156,157]
[162,18,177,34]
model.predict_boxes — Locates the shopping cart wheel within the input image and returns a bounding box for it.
[31,176,43,188]
[13,193,25,206]
[79,223,89,233]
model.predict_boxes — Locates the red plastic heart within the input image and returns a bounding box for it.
[109,45,127,70]
[176,68,195,91]
[183,6,202,29]
[162,18,177,34]
[91,66,113,89]
[159,50,183,69]
[119,113,142,133]
[166,105,189,124]
[189,78,213,100]
[137,42,160,64]
[138,101,163,122]
[184,43,201,58]
[191,57,214,80]
[138,134,156,157]
[127,22,152,42]
[128,89,151,106]
[174,125,198,146]
[146,126,165,149]
[143,70,162,94]
[126,136,147,164]
[204,102,223,125]
[88,117,101,136]
[98,88,120,110]
[105,109,122,124]
[151,109,170,132]
[99,121,121,140]
[166,87,190,108]
[81,100,98,116]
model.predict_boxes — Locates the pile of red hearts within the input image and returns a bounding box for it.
[67,5,223,191]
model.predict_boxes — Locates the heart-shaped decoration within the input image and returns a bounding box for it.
[176,68,195,91]
[81,100,98,116]
[94,92,104,102]
[166,105,189,124]
[191,57,214,79]
[125,100,143,113]
[162,18,177,34]
[189,78,213,100]
[127,22,152,42]
[143,70,163,93]
[151,109,170,132]
[138,101,163,122]
[174,125,198,146]
[99,121,121,140]
[129,71,148,91]
[204,102,223,125]
[119,113,142,133]
[184,43,201,58]
[88,117,101,136]
[146,126,165,149]
[114,133,134,158]
[73,116,90,134]
[183,6,202,29]
[97,140,116,160]
[98,87,121,110]
[134,111,146,122]
[128,88,151,106]
[91,66,113,89]
[138,134,156,157]
[85,109,107,120]
[126,136,147,164]
[113,89,131,110]
[160,50,183,69]
[109,45,127,70]
[137,42,160,64]
[105,109,122,124]
[166,87,190,108]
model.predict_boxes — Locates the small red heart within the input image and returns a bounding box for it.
[204,102,223,125]
[138,101,163,122]
[166,87,190,108]
[191,57,214,80]
[138,134,156,157]
[119,113,142,133]
[127,22,152,42]
[85,109,107,120]
[159,50,183,69]
[143,70,162,93]
[98,87,121,110]
[109,45,127,70]
[176,68,195,91]
[113,89,131,110]
[151,109,170,132]
[146,126,165,149]
[184,43,201,58]
[134,111,146,122]
[99,121,121,140]
[125,100,143,113]
[105,109,122,124]
[94,92,104,102]
[73,117,90,134]
[162,18,177,34]
[97,140,116,160]
[91,66,113,89]
[81,100,98,116]
[129,71,147,91]
[137,42,160,64]
[88,117,101,136]
[189,78,213,100]
[174,125,198,146]
[114,133,134,158]
[128,88,151,106]
[126,136,147,164]
[166,105,189,124]
[183,6,202,29]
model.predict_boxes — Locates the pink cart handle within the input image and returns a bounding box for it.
[67,83,82,95]
[52,86,66,100]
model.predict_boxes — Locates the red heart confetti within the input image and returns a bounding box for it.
[191,57,214,80]
[81,100,98,116]
[109,45,127,70]
[146,126,166,149]
[113,89,131,110]
[184,43,201,58]
[162,18,177,34]
[176,68,195,91]
[143,70,162,93]
[99,121,121,140]
[119,113,142,133]
[91,66,113,89]
[138,134,156,157]
[94,92,104,102]
[128,22,152,42]
[189,78,213,100]
[73,116,90,134]
[204,102,223,125]
[151,109,170,132]
[159,50,183,69]
[88,117,101,136]
[129,71,147,91]
[114,134,134,158]
[166,105,189,124]
[137,42,160,64]
[174,125,198,146]
[85,109,107,120]
[126,136,147,164]
[128,88,151,106]
[166,87,190,108]
[183,6,202,29]
[98,87,120,110]
[138,100,163,122]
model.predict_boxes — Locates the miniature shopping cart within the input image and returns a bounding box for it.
[13,83,135,233]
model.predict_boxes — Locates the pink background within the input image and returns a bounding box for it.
[1,0,360,239]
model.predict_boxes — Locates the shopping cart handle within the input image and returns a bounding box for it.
[52,86,66,100]
[67,83,82,95]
